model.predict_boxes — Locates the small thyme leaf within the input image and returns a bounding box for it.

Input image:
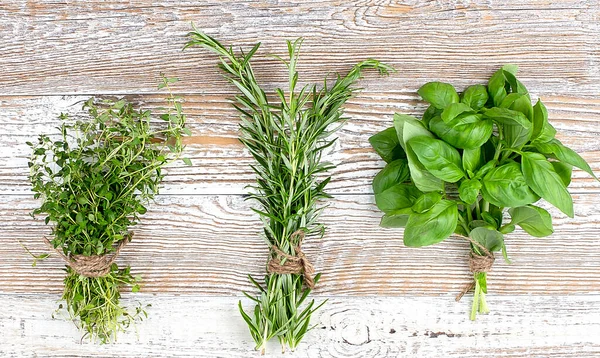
[27,75,188,343]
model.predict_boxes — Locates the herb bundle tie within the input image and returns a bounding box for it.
[455,234,495,302]
[43,234,131,278]
[267,230,315,289]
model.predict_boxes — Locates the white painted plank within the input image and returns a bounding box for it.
[1,294,599,357]
[2,194,599,295]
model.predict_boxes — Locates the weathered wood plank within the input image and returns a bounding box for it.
[1,294,599,357]
[2,194,599,295]
[0,1,599,94]
[2,94,600,195]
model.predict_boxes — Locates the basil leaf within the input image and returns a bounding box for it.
[503,68,529,97]
[412,192,443,213]
[470,227,504,253]
[535,121,557,143]
[508,205,554,237]
[417,82,459,109]
[397,115,444,192]
[463,147,483,175]
[459,179,482,205]
[552,161,572,186]
[521,152,574,217]
[461,84,489,110]
[441,103,474,123]
[422,105,441,127]
[408,136,465,182]
[373,159,410,195]
[369,127,406,163]
[380,208,413,228]
[404,200,458,247]
[500,93,533,121]
[483,107,532,148]
[488,68,508,106]
[374,183,422,213]
[531,99,548,140]
[430,114,493,150]
[481,162,539,208]
[535,139,598,180]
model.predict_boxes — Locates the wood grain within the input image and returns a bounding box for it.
[2,194,600,295]
[2,0,600,355]
[1,94,600,195]
[1,294,599,357]
[0,1,599,95]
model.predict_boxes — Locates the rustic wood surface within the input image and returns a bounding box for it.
[1,0,600,356]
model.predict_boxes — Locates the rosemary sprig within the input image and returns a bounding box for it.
[185,29,392,353]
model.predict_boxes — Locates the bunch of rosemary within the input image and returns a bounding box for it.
[27,76,189,342]
[185,30,391,353]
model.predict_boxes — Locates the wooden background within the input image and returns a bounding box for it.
[1,1,600,356]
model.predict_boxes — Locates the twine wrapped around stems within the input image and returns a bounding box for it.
[44,233,132,278]
[267,230,316,289]
[454,234,495,302]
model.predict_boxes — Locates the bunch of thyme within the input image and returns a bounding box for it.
[27,76,189,342]
[185,29,392,353]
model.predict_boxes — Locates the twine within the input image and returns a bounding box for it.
[454,234,495,302]
[44,233,131,278]
[267,230,316,289]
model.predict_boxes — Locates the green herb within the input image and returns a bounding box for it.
[185,28,392,353]
[27,76,189,342]
[370,65,597,320]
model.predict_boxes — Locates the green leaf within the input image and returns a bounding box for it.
[552,161,572,186]
[470,227,504,253]
[535,139,598,180]
[462,147,483,175]
[182,157,192,166]
[500,93,533,121]
[396,115,444,192]
[429,114,493,150]
[75,212,84,224]
[408,136,464,182]
[441,103,474,123]
[481,162,539,208]
[508,205,554,237]
[369,127,406,163]
[459,179,482,205]
[483,107,532,148]
[488,68,508,106]
[422,105,441,127]
[535,121,557,143]
[380,208,413,228]
[521,152,574,217]
[374,183,422,213]
[372,159,410,195]
[412,192,443,213]
[461,84,489,110]
[417,82,459,109]
[404,200,458,247]
[531,99,548,140]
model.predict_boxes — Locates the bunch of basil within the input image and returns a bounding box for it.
[370,65,597,320]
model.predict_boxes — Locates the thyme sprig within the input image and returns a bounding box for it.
[185,28,392,353]
[27,76,189,342]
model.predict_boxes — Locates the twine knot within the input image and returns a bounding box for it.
[266,230,315,289]
[44,233,131,278]
[455,234,495,302]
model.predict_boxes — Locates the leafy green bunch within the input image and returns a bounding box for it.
[370,65,597,320]
[27,76,189,342]
[185,29,392,353]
